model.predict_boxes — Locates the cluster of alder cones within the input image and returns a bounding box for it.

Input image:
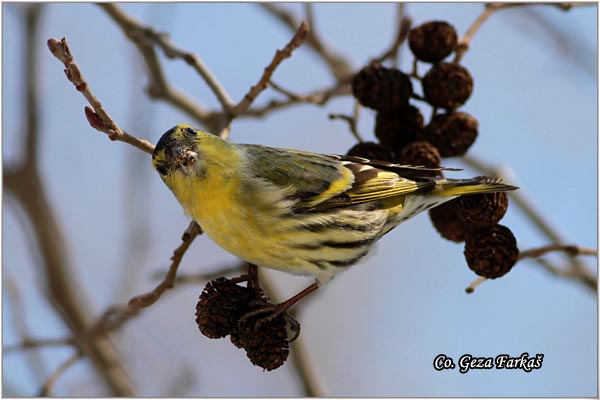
[195,20,520,372]
[348,21,519,282]
[195,276,292,371]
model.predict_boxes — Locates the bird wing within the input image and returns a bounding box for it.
[317,155,455,209]
[242,145,355,209]
[242,145,455,212]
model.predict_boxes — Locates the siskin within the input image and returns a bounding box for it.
[152,124,517,315]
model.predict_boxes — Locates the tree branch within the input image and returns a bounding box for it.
[519,244,597,260]
[241,81,351,118]
[258,3,353,81]
[466,244,597,294]
[454,2,594,62]
[4,337,75,354]
[4,272,48,383]
[47,37,154,154]
[5,8,135,396]
[99,3,233,129]
[372,4,412,67]
[128,222,202,307]
[23,4,42,166]
[99,3,319,139]
[39,352,83,396]
[329,102,364,142]
[228,21,309,118]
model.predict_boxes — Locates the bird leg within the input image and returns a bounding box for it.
[240,282,319,341]
[245,263,261,294]
[234,263,319,341]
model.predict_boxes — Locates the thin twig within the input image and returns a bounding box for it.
[466,244,597,294]
[289,329,328,396]
[373,4,412,66]
[454,4,504,63]
[454,2,592,62]
[529,256,594,284]
[242,81,351,117]
[328,113,364,143]
[4,337,75,354]
[303,3,315,33]
[532,256,566,276]
[351,100,361,138]
[555,2,596,10]
[47,37,154,154]
[99,4,234,115]
[4,271,48,381]
[228,21,309,118]
[88,305,140,336]
[519,244,597,291]
[98,4,221,132]
[259,3,353,81]
[268,79,351,104]
[24,4,42,167]
[465,276,487,294]
[128,222,202,308]
[268,80,314,102]
[519,244,597,260]
[218,121,233,141]
[410,57,420,79]
[7,304,139,366]
[39,352,83,396]
[217,20,309,139]
[146,33,235,113]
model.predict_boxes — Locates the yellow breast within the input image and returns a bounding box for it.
[169,170,292,271]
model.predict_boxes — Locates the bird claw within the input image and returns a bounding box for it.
[285,314,301,342]
[239,305,301,342]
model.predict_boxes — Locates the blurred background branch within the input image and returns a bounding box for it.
[4,4,134,396]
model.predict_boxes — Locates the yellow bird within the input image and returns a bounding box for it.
[152,124,517,315]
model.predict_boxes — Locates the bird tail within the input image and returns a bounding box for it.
[437,176,518,197]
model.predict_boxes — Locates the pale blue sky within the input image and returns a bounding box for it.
[3,3,597,396]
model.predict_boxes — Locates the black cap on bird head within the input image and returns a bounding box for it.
[152,124,200,176]
[154,125,178,157]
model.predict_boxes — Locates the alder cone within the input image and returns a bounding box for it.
[422,62,473,110]
[352,63,413,112]
[464,224,519,279]
[408,20,458,63]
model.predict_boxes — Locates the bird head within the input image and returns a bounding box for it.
[152,124,214,182]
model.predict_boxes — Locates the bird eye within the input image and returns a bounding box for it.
[184,127,197,136]
[157,166,168,176]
